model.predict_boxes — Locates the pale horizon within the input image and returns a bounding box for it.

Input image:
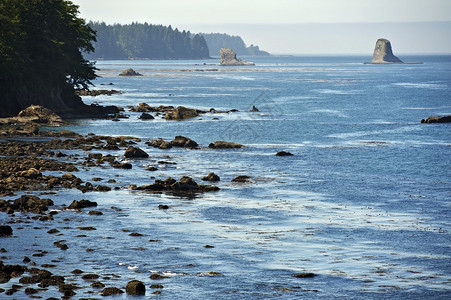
[71,0,451,54]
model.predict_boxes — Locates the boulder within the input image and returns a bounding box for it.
[139,112,154,120]
[421,115,451,123]
[170,136,198,148]
[132,102,156,112]
[15,105,65,125]
[208,141,244,149]
[101,287,124,296]
[18,168,42,179]
[219,48,255,66]
[124,147,149,158]
[0,225,13,236]
[370,39,403,64]
[202,172,220,182]
[119,68,142,76]
[126,280,145,295]
[68,200,98,209]
[165,106,199,120]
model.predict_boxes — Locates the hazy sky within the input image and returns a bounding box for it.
[72,0,451,54]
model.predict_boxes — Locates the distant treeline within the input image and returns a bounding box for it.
[202,33,270,57]
[85,22,210,60]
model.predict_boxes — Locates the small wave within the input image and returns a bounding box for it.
[315,89,362,95]
[394,82,447,89]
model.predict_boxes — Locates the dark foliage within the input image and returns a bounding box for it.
[0,0,98,117]
[201,33,270,57]
[85,22,210,60]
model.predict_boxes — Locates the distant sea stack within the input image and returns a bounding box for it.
[219,48,255,66]
[371,38,403,63]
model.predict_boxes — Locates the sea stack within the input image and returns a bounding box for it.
[219,48,255,66]
[371,38,403,64]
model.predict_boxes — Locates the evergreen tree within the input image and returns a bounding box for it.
[0,0,98,117]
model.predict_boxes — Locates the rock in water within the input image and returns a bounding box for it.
[119,68,143,76]
[371,38,403,64]
[124,147,149,158]
[165,106,199,120]
[0,225,13,236]
[126,280,145,295]
[219,48,255,66]
[421,115,451,123]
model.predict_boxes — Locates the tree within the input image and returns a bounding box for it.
[0,0,98,117]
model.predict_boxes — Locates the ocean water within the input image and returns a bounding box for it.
[2,55,451,299]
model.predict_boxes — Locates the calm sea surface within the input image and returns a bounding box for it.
[3,55,451,298]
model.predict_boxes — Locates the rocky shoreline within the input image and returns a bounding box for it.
[0,104,300,298]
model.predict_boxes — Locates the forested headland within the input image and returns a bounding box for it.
[202,33,270,57]
[84,22,210,60]
[0,0,118,118]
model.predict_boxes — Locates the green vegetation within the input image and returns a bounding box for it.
[201,33,270,57]
[0,0,97,117]
[85,22,210,60]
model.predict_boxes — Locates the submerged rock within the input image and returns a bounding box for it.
[119,68,142,76]
[219,48,255,66]
[231,175,251,183]
[421,115,451,123]
[370,38,403,64]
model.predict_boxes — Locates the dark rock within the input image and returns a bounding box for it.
[147,138,172,149]
[165,106,199,120]
[82,273,100,280]
[232,175,251,183]
[68,199,98,209]
[220,48,255,66]
[202,172,220,182]
[370,38,403,64]
[124,146,149,158]
[251,105,259,112]
[101,287,124,296]
[146,166,158,171]
[119,68,142,76]
[150,284,164,289]
[0,225,13,236]
[276,151,293,156]
[91,281,105,288]
[88,210,103,215]
[158,205,169,210]
[208,141,244,149]
[25,287,39,294]
[139,112,154,120]
[126,280,146,295]
[421,115,451,123]
[293,272,316,278]
[170,136,198,148]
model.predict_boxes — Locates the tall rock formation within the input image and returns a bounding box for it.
[219,48,255,66]
[371,38,403,63]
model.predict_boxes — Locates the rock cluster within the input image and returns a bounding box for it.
[219,48,255,66]
[147,136,198,149]
[208,141,245,149]
[165,106,200,120]
[133,176,219,196]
